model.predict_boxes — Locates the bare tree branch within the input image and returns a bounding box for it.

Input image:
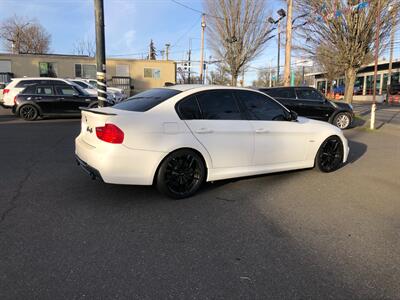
[0,15,51,54]
[72,37,96,57]
[294,0,399,103]
[204,0,273,86]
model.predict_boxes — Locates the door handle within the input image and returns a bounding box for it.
[57,97,65,100]
[195,128,213,134]
[34,97,42,100]
[255,128,270,134]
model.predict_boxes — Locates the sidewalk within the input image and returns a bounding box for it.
[352,103,400,129]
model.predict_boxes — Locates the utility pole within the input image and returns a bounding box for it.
[94,0,107,107]
[165,43,170,60]
[188,48,192,84]
[283,0,293,87]
[370,0,381,130]
[199,14,206,84]
[277,20,281,85]
[387,5,396,89]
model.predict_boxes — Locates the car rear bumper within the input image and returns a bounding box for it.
[75,135,167,185]
[75,155,103,181]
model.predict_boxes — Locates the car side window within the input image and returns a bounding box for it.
[196,90,242,120]
[236,91,287,121]
[73,81,88,88]
[262,88,295,99]
[55,85,77,96]
[296,88,324,101]
[178,96,201,120]
[35,86,54,95]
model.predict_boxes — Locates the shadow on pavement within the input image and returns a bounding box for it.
[346,140,367,164]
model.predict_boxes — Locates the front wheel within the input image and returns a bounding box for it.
[333,112,351,129]
[315,136,344,173]
[156,149,206,199]
[19,104,39,121]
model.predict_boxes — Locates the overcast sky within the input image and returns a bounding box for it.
[0,0,399,84]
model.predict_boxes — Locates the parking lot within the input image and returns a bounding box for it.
[0,105,399,299]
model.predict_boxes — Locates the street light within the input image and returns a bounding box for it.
[268,9,286,85]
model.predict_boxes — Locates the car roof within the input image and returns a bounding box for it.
[258,86,312,90]
[164,84,263,93]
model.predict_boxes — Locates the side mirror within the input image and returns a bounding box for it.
[288,110,298,121]
[0,83,5,89]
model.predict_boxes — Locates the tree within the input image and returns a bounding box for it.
[147,39,157,60]
[204,0,273,86]
[0,15,51,54]
[295,0,399,103]
[207,63,231,85]
[73,37,95,56]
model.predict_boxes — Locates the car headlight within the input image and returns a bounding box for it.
[348,104,353,110]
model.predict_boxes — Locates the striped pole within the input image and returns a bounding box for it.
[94,0,107,107]
[96,71,107,105]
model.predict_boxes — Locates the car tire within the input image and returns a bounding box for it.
[333,112,351,129]
[156,149,206,199]
[315,135,344,173]
[19,104,39,121]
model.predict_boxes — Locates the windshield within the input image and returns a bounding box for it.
[113,88,181,112]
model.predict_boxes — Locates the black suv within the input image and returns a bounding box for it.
[258,86,354,129]
[14,83,98,121]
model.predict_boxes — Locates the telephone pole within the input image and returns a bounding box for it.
[188,49,192,84]
[283,0,293,86]
[94,0,107,107]
[199,14,206,84]
[165,43,170,61]
[370,0,381,130]
[388,5,396,88]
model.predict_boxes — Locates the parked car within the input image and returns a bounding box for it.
[14,82,99,121]
[70,79,119,103]
[75,85,349,199]
[80,79,127,102]
[258,86,354,129]
[1,77,85,109]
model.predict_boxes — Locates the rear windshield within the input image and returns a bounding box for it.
[113,88,181,112]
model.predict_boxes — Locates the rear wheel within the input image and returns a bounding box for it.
[19,105,38,121]
[333,112,351,129]
[315,136,344,173]
[156,149,206,199]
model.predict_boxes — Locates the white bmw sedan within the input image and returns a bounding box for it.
[75,85,349,198]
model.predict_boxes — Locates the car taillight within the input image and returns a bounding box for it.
[96,124,124,144]
[3,89,9,94]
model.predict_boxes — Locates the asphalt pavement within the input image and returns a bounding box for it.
[0,106,399,299]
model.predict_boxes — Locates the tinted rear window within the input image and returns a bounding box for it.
[113,88,181,112]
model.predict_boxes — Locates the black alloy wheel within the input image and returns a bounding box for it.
[315,136,344,173]
[156,149,205,199]
[19,105,39,121]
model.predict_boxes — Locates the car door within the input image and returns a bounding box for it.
[55,85,88,113]
[262,88,298,112]
[180,90,254,168]
[235,90,309,166]
[294,87,334,121]
[29,85,59,114]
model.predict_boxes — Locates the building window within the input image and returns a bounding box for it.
[354,76,364,95]
[75,64,96,79]
[316,80,326,94]
[144,68,161,79]
[39,62,57,77]
[116,64,129,77]
[366,75,381,95]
